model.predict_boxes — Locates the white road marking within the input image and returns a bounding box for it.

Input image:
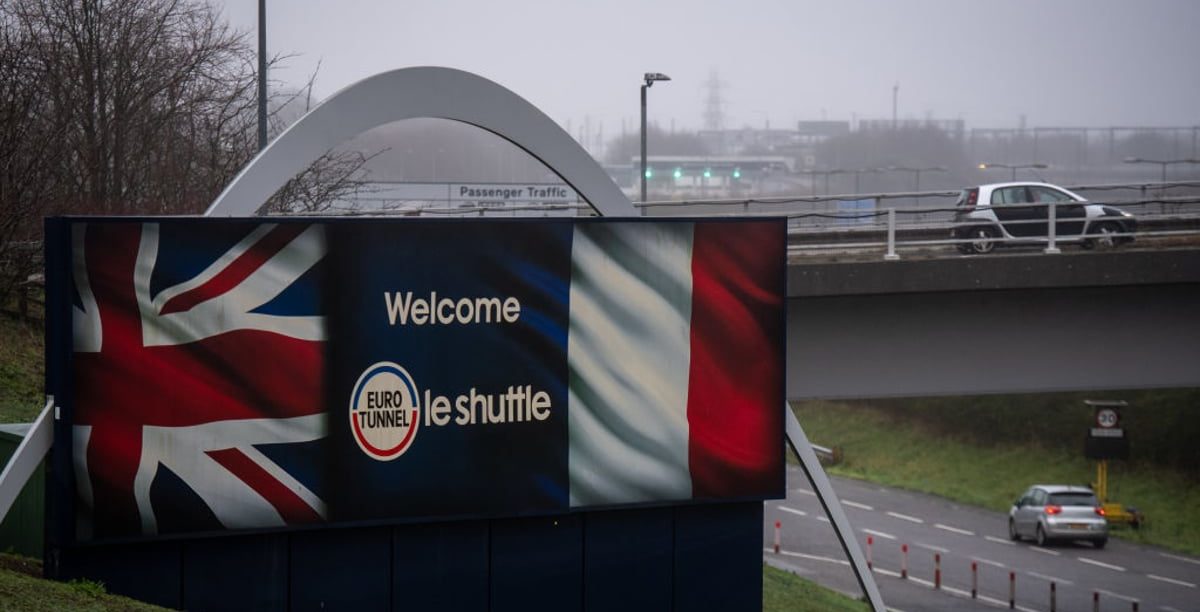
[1026,571,1073,585]
[985,535,1016,546]
[816,516,830,523]
[908,576,934,588]
[874,567,902,578]
[915,542,948,554]
[1147,574,1197,588]
[978,595,1009,607]
[774,549,851,566]
[941,585,971,598]
[862,528,896,540]
[842,500,874,511]
[935,523,975,536]
[794,488,816,496]
[1096,588,1137,602]
[1030,546,1061,556]
[973,557,1006,569]
[1160,552,1200,566]
[1079,557,1126,572]
[1160,606,1185,612]
[886,511,925,524]
[778,506,807,517]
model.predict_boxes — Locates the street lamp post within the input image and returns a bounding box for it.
[257,0,267,152]
[977,162,1049,182]
[640,72,671,203]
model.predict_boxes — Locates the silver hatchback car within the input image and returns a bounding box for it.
[1009,485,1108,548]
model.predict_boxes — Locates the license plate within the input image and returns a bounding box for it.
[1069,523,1087,529]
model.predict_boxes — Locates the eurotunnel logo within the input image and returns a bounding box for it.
[349,362,421,461]
[349,361,555,461]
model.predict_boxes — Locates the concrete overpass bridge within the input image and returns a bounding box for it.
[786,247,1200,399]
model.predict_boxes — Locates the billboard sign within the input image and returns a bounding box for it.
[48,218,785,542]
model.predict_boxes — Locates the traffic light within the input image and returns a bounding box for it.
[644,168,653,179]
[673,168,683,179]
[703,168,712,179]
[733,168,742,179]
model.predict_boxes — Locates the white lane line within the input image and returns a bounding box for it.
[1030,546,1061,556]
[862,528,896,541]
[915,542,948,554]
[1026,571,1073,585]
[776,549,851,566]
[1096,588,1137,602]
[978,594,1011,607]
[816,516,830,523]
[985,535,1016,546]
[1160,606,1185,612]
[1160,552,1200,566]
[778,506,807,517]
[794,488,816,496]
[1078,557,1126,572]
[886,511,925,524]
[874,567,901,578]
[907,576,934,588]
[973,557,1006,569]
[842,500,874,511]
[941,585,971,598]
[1147,574,1197,588]
[935,523,975,536]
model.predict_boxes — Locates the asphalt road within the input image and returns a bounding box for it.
[763,465,1200,612]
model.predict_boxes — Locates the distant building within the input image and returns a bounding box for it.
[858,118,966,141]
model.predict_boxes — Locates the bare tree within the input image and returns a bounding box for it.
[0,0,374,301]
[0,8,64,304]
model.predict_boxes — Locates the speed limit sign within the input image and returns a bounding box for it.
[1096,408,1119,428]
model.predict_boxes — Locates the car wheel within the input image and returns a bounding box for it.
[1008,519,1020,541]
[969,226,997,254]
[1089,221,1122,250]
[1035,524,1048,547]
[1094,538,1107,549]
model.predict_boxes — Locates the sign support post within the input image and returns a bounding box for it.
[786,407,885,611]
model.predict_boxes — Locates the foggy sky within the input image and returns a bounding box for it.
[217,0,1200,137]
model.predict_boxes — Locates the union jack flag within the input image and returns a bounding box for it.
[71,221,327,540]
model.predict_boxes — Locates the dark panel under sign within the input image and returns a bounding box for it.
[1085,435,1130,460]
[490,514,583,612]
[674,503,763,612]
[56,540,182,609]
[584,508,673,612]
[290,527,391,612]
[183,534,287,612]
[392,520,489,612]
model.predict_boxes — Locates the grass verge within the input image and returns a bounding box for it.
[0,316,44,423]
[794,401,1200,556]
[0,553,167,611]
[763,563,870,611]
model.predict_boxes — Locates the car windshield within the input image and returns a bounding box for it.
[1048,492,1098,506]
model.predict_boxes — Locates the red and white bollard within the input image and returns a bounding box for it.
[1050,581,1056,612]
[1093,590,1100,612]
[1009,571,1016,609]
[1132,600,1139,612]
[866,536,873,570]
[934,553,941,590]
[900,544,908,579]
[773,521,781,554]
[971,561,978,599]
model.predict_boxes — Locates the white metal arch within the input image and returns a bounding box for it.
[204,66,636,217]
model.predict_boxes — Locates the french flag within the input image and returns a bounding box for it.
[567,220,785,507]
